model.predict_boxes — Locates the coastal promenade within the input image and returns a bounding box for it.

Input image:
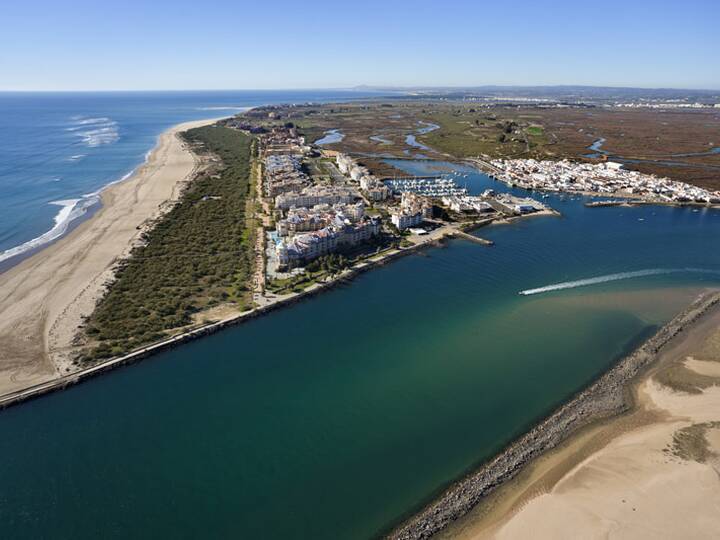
[0,118,221,397]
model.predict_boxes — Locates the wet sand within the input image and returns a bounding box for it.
[0,118,219,396]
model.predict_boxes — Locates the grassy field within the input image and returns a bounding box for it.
[80,126,255,361]
[526,125,544,136]
[238,102,550,160]
[419,110,536,158]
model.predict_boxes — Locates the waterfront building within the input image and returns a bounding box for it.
[391,211,423,231]
[336,153,369,180]
[336,153,353,174]
[359,176,373,191]
[266,175,309,198]
[275,185,358,210]
[360,175,390,201]
[277,227,340,269]
[441,196,494,214]
[350,166,369,182]
[367,185,391,201]
[344,201,366,221]
[264,152,312,197]
[401,192,433,219]
[491,158,720,204]
[514,203,537,214]
[389,191,433,231]
[265,154,302,173]
[276,202,366,236]
[337,216,381,246]
[276,216,381,270]
[276,210,326,236]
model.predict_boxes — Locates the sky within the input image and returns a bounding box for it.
[1,0,719,91]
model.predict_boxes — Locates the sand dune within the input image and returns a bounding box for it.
[0,118,218,397]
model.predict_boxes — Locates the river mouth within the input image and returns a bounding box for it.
[0,158,719,539]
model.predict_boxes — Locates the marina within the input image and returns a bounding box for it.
[384,176,468,197]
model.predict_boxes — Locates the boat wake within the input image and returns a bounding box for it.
[519,268,720,296]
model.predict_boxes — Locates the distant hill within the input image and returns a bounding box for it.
[350,85,720,104]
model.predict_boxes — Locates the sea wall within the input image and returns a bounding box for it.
[387,291,720,539]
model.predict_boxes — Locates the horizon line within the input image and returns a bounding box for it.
[1,84,719,94]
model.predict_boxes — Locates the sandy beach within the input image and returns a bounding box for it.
[443,293,720,540]
[0,118,219,397]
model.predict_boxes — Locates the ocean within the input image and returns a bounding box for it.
[0,90,381,264]
[1,95,720,538]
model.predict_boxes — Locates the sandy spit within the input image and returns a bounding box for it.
[446,296,720,540]
[0,118,220,397]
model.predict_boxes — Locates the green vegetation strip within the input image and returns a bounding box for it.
[526,125,544,136]
[82,126,254,361]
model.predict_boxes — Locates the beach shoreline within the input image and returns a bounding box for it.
[0,117,221,396]
[0,202,103,275]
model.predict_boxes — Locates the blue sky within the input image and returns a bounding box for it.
[2,0,718,91]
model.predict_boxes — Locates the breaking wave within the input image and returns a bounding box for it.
[69,116,112,125]
[196,106,251,111]
[0,197,100,263]
[67,117,119,147]
[0,156,141,265]
[519,268,720,296]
